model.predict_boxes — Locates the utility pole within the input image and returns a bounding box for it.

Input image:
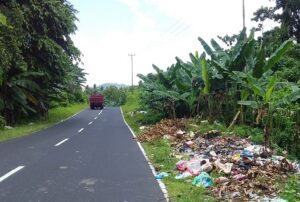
[128,53,135,88]
[242,0,246,29]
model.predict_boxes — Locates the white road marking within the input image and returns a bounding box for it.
[0,166,25,183]
[94,117,97,120]
[98,110,103,115]
[78,128,84,133]
[88,122,93,125]
[54,138,69,147]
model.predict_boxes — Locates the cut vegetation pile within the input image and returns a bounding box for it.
[137,119,187,142]
[138,119,300,201]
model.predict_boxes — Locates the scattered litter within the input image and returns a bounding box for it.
[138,119,298,201]
[214,159,233,174]
[214,176,229,183]
[139,126,146,130]
[188,131,195,138]
[155,172,169,179]
[192,172,213,187]
[175,171,192,179]
[260,197,288,202]
[176,160,189,171]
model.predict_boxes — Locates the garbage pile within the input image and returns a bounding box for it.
[138,120,300,201]
[137,119,187,142]
[173,134,299,201]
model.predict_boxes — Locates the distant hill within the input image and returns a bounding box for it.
[99,83,129,89]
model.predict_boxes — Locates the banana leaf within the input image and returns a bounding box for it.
[265,75,277,102]
[198,37,216,59]
[263,39,293,72]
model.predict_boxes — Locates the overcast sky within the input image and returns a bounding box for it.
[69,0,277,86]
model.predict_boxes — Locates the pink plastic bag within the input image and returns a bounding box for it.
[176,160,189,171]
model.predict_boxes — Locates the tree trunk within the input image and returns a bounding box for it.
[228,110,241,129]
[171,100,176,119]
[196,96,201,115]
[5,108,14,126]
[294,110,300,156]
[264,126,271,149]
[207,95,213,124]
[240,106,244,124]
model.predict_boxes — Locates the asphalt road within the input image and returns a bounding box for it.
[0,107,166,202]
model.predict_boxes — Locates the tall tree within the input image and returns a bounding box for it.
[0,0,85,125]
[252,0,300,42]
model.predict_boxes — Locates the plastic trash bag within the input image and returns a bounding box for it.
[192,172,213,187]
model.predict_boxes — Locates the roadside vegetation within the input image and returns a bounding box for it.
[0,1,86,131]
[0,1,87,141]
[0,103,87,142]
[122,1,300,201]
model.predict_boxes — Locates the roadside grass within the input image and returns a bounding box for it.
[0,103,87,142]
[280,174,300,202]
[143,140,215,202]
[122,88,143,133]
[121,89,214,202]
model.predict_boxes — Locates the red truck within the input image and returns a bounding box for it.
[89,95,104,109]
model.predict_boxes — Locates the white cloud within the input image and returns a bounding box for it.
[72,0,278,86]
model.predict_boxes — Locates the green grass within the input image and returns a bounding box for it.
[143,139,215,202]
[0,103,87,142]
[121,88,143,133]
[280,174,300,202]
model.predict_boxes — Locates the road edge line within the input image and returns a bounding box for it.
[120,107,169,202]
[56,108,87,125]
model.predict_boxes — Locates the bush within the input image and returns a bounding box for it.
[140,111,164,125]
[103,86,127,106]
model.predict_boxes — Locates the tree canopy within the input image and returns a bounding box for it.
[0,0,86,125]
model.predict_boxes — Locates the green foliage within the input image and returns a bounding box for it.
[0,0,86,126]
[252,0,300,42]
[138,28,300,157]
[121,88,142,133]
[103,86,127,106]
[280,174,300,201]
[0,12,7,25]
[139,111,164,125]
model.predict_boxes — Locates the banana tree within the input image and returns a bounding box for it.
[138,64,183,119]
[238,73,300,148]
[186,52,214,120]
[174,56,201,117]
[0,69,42,125]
